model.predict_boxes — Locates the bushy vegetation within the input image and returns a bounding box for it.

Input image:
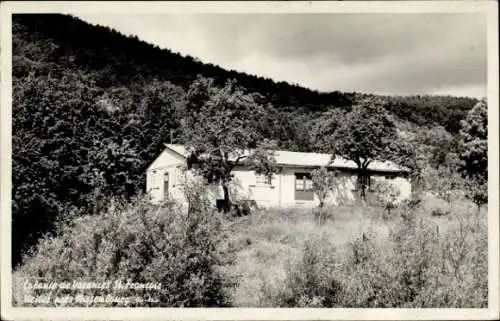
[260,233,344,307]
[372,180,401,219]
[459,99,488,211]
[311,167,337,208]
[13,184,236,307]
[243,198,487,308]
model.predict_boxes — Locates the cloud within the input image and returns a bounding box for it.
[76,13,487,97]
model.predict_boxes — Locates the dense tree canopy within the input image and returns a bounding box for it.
[459,99,488,181]
[309,109,345,153]
[330,98,398,200]
[459,99,488,209]
[181,77,277,212]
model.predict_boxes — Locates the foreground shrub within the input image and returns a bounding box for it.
[260,233,343,307]
[258,202,487,308]
[431,207,450,217]
[231,200,255,217]
[342,209,487,308]
[312,206,334,224]
[311,167,337,210]
[372,180,401,220]
[409,213,488,307]
[14,192,236,307]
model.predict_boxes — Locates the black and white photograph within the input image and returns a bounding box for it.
[1,1,499,320]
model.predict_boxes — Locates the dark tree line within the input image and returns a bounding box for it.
[13,14,354,113]
[381,94,478,134]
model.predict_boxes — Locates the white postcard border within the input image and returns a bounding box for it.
[1,1,498,320]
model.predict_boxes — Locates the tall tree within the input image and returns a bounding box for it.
[459,99,488,210]
[330,98,398,201]
[180,77,277,212]
[422,125,457,170]
[309,108,345,153]
[311,167,337,209]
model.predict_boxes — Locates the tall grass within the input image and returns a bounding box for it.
[13,185,487,308]
[231,198,487,307]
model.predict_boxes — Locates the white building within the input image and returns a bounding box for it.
[146,144,411,208]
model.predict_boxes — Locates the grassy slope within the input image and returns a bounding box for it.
[225,196,487,307]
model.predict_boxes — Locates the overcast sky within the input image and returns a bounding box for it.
[76,13,487,98]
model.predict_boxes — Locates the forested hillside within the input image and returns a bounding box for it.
[11,14,479,267]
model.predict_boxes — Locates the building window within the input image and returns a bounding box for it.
[295,173,314,201]
[256,173,271,185]
[163,172,169,198]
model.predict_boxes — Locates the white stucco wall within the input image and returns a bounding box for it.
[146,149,412,208]
[277,168,358,208]
[370,174,412,201]
[146,149,185,203]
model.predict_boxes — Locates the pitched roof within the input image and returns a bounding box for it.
[164,144,407,173]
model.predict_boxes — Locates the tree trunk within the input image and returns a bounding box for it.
[358,170,368,202]
[222,184,231,213]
